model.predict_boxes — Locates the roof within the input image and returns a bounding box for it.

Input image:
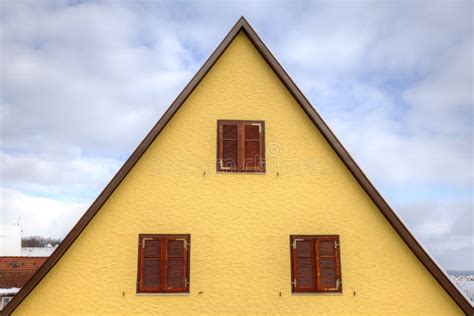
[0,257,47,290]
[3,17,473,315]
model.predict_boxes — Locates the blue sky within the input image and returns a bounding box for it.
[0,0,472,271]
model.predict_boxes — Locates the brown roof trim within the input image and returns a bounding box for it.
[0,257,49,259]
[4,17,472,315]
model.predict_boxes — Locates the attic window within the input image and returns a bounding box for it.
[137,234,190,294]
[290,235,342,293]
[217,120,265,173]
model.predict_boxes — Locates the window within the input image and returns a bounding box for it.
[217,120,265,173]
[137,234,190,294]
[290,235,342,293]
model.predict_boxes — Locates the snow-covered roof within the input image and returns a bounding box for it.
[20,247,55,257]
[0,288,20,296]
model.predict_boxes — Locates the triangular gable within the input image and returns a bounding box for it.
[4,17,472,315]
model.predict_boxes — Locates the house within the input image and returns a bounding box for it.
[3,17,472,315]
[0,225,55,311]
[0,226,21,257]
[0,257,48,311]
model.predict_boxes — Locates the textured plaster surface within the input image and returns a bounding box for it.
[14,32,462,315]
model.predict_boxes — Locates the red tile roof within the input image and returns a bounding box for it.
[0,257,47,289]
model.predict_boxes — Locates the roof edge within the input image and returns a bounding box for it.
[3,16,472,315]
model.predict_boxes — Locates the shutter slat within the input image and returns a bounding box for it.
[143,258,161,288]
[296,258,315,288]
[138,237,163,292]
[167,257,185,288]
[244,124,260,139]
[217,121,264,172]
[244,140,259,169]
[319,258,337,288]
[296,240,313,257]
[218,123,239,171]
[223,125,238,139]
[292,238,316,292]
[243,123,263,171]
[223,140,238,169]
[167,240,185,257]
[319,240,335,256]
[316,238,341,292]
[144,240,161,257]
[165,238,189,292]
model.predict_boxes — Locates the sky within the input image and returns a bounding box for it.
[0,0,472,271]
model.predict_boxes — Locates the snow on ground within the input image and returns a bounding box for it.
[450,274,474,303]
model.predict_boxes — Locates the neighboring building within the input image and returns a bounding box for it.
[0,226,55,311]
[4,17,472,315]
[0,257,47,310]
[0,289,18,312]
[0,226,21,257]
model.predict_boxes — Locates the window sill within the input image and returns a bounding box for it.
[292,292,343,296]
[136,293,191,296]
[216,171,266,174]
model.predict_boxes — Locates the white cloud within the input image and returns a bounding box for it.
[397,200,473,270]
[0,0,471,270]
[0,1,195,156]
[273,1,473,190]
[1,188,88,239]
[404,43,473,135]
[0,150,121,198]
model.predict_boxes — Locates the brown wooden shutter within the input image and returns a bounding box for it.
[217,120,265,173]
[290,235,342,293]
[316,237,341,292]
[138,237,163,292]
[218,123,239,171]
[137,234,190,294]
[291,237,316,292]
[165,237,189,292]
[242,122,264,172]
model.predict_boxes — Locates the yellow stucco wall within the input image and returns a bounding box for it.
[14,32,462,315]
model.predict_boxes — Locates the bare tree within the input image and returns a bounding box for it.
[22,236,62,247]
